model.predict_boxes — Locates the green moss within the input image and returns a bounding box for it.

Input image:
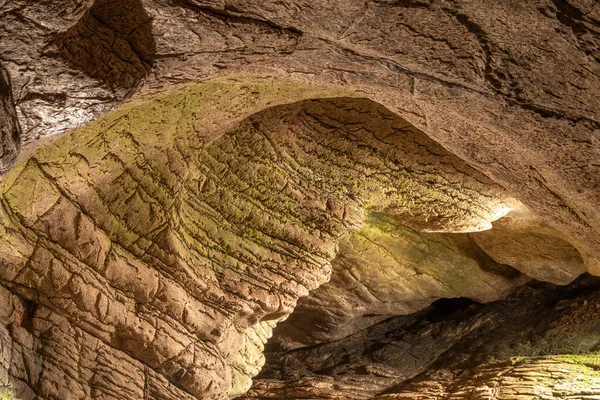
[559,353,600,370]
[240,227,260,241]
[364,213,395,233]
[370,220,392,233]
[24,74,358,170]
[0,74,359,251]
[0,390,14,400]
[511,355,527,365]
[510,353,600,376]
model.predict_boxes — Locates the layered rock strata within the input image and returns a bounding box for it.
[2,0,599,265]
[0,0,599,398]
[0,77,514,399]
[246,275,600,399]
[0,64,20,175]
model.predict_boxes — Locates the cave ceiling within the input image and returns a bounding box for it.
[0,0,599,399]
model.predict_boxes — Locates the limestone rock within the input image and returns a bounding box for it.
[1,0,600,399]
[246,275,600,399]
[272,215,528,349]
[471,215,587,285]
[1,0,600,263]
[376,356,600,400]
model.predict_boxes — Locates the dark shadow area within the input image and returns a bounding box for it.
[0,63,21,173]
[19,299,37,335]
[56,0,156,91]
[424,296,478,323]
[253,274,600,399]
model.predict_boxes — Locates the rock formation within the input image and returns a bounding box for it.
[245,275,600,399]
[0,0,599,399]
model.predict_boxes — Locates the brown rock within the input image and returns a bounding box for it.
[0,80,515,398]
[471,214,587,285]
[272,217,528,349]
[246,276,600,399]
[1,1,600,399]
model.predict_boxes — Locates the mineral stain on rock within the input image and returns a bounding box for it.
[0,76,519,398]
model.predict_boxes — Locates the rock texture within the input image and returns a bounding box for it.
[270,216,529,349]
[245,275,600,399]
[2,0,600,264]
[55,0,156,91]
[377,356,600,400]
[0,77,521,399]
[247,355,600,400]
[0,0,600,399]
[471,214,587,285]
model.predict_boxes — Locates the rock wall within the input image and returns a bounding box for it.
[0,77,518,398]
[246,275,600,399]
[0,63,20,175]
[2,0,600,262]
[0,0,599,399]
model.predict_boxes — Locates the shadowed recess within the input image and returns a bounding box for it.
[56,0,156,90]
[0,63,21,174]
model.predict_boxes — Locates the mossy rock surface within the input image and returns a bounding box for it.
[0,75,513,398]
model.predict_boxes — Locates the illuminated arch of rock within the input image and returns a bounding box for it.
[0,76,518,399]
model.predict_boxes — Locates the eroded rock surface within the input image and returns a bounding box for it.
[271,215,528,349]
[245,275,600,399]
[471,215,587,285]
[0,77,516,399]
[376,356,600,400]
[0,63,20,175]
[1,0,600,399]
[56,0,156,91]
[2,0,600,265]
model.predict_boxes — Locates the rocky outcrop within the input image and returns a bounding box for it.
[471,214,587,285]
[270,216,528,349]
[2,0,600,265]
[245,275,600,399]
[1,0,600,399]
[0,77,519,399]
[249,355,600,400]
[55,0,156,91]
[0,0,114,148]
[376,356,600,400]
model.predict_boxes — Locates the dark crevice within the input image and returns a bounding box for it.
[55,0,156,91]
[0,62,21,173]
[551,0,596,32]
[257,274,600,398]
[20,299,37,334]
[374,0,434,8]
[425,297,478,323]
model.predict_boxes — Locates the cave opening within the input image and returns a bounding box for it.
[248,274,600,399]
